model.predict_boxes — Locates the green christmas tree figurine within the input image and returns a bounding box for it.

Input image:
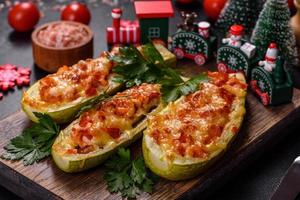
[215,0,262,36]
[251,0,298,66]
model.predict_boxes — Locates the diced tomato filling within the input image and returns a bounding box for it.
[203,125,223,145]
[232,126,239,134]
[208,71,229,86]
[106,128,121,139]
[38,57,112,104]
[149,73,244,159]
[227,77,248,90]
[67,84,161,154]
[79,113,91,127]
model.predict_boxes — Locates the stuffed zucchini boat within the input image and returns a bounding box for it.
[52,83,163,172]
[21,43,175,124]
[143,72,247,181]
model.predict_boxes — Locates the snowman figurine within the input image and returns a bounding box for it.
[258,43,278,73]
[222,25,244,48]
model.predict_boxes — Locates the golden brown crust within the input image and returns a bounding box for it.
[147,72,247,160]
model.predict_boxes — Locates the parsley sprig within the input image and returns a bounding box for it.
[2,112,59,165]
[162,74,209,103]
[110,43,208,103]
[76,92,111,117]
[110,43,184,88]
[104,148,159,199]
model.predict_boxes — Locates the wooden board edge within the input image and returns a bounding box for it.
[0,161,61,200]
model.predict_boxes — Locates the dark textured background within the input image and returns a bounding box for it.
[0,1,299,199]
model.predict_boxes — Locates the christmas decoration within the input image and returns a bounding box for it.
[106,8,140,47]
[203,0,227,21]
[222,25,243,47]
[172,12,216,66]
[251,0,298,66]
[257,0,267,13]
[250,43,293,106]
[0,64,31,100]
[215,0,262,36]
[258,43,278,72]
[107,1,174,47]
[217,24,257,77]
[134,0,174,44]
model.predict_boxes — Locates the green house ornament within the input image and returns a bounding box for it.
[134,1,174,44]
[250,43,293,106]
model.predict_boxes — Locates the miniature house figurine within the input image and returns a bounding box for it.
[222,25,244,48]
[106,8,140,47]
[258,43,278,73]
[134,0,174,44]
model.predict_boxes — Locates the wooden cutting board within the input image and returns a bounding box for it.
[0,63,300,200]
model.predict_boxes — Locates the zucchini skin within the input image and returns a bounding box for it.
[21,43,175,124]
[21,79,122,124]
[52,104,164,173]
[142,74,247,181]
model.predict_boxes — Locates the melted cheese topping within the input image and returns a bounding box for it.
[148,72,247,160]
[24,56,113,108]
[65,84,161,154]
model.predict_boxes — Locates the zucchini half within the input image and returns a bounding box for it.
[21,43,175,124]
[52,84,164,173]
[142,73,247,181]
[21,76,121,124]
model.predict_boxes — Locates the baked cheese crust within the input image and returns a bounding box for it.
[146,72,247,161]
[23,55,113,109]
[53,83,161,155]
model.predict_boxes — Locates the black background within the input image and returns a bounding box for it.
[0,0,300,199]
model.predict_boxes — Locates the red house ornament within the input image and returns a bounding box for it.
[134,0,174,44]
[106,8,140,47]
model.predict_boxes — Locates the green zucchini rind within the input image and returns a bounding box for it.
[21,43,175,124]
[142,73,247,181]
[52,102,164,173]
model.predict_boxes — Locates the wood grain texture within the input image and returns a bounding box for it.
[0,63,300,200]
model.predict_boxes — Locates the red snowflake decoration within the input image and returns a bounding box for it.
[0,64,31,100]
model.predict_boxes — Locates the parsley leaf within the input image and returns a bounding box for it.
[162,74,209,103]
[110,44,184,91]
[2,112,60,165]
[110,43,209,103]
[104,148,159,199]
[76,92,110,118]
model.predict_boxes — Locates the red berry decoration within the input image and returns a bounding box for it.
[7,2,40,32]
[61,2,91,25]
[203,0,227,21]
[0,64,31,100]
[288,0,295,9]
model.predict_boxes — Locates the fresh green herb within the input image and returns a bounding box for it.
[104,148,159,199]
[110,43,183,90]
[76,92,110,117]
[162,74,209,103]
[2,112,59,165]
[110,43,209,103]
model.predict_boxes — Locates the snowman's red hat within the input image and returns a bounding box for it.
[265,43,278,62]
[230,25,244,36]
[112,8,122,19]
